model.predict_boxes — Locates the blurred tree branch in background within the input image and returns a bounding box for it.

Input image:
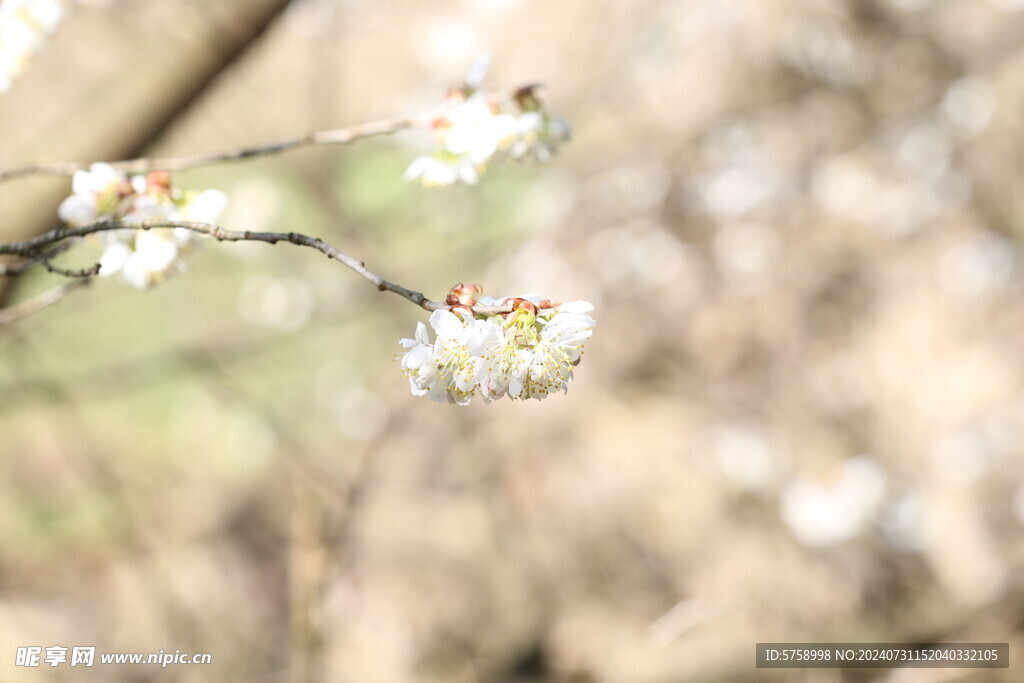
[0,278,87,324]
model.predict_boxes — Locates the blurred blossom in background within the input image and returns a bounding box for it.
[0,0,66,93]
[2,0,1024,681]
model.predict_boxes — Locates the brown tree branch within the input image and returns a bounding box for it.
[0,220,514,317]
[0,115,428,181]
[29,251,101,278]
[0,84,537,181]
[0,279,89,324]
[0,238,82,276]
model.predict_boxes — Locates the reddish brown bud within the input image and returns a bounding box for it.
[144,172,173,199]
[447,282,484,307]
[147,172,171,188]
[115,179,135,197]
[445,86,471,102]
[508,298,537,315]
[513,83,544,112]
[537,298,560,309]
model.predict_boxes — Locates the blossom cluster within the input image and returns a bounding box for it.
[399,285,595,404]
[0,0,65,93]
[57,163,227,289]
[405,85,570,187]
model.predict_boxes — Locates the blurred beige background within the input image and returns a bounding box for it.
[2,0,1024,681]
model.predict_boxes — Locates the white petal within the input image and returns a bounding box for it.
[465,319,501,355]
[134,231,179,271]
[488,114,518,146]
[402,345,435,375]
[181,189,228,223]
[25,0,64,33]
[171,227,195,247]
[405,156,458,186]
[70,168,94,196]
[98,241,131,277]
[408,376,429,397]
[517,112,544,134]
[404,156,431,180]
[121,255,154,289]
[57,195,97,226]
[429,309,465,338]
[457,160,480,185]
[415,320,432,345]
[400,321,431,349]
[128,195,179,223]
[558,300,595,314]
[87,163,120,192]
[509,373,524,398]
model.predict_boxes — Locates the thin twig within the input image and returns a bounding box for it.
[0,220,514,315]
[0,238,83,276]
[28,251,101,278]
[0,279,89,324]
[0,85,538,181]
[0,116,425,181]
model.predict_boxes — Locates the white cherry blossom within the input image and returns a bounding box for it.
[96,226,196,289]
[0,0,66,94]
[519,301,594,399]
[399,309,481,404]
[441,94,518,165]
[400,321,441,397]
[120,230,187,289]
[405,82,569,188]
[399,292,596,405]
[467,316,530,401]
[59,169,228,289]
[429,308,481,403]
[57,163,133,226]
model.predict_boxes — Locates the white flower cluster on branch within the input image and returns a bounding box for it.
[0,0,65,93]
[405,85,570,187]
[58,164,226,288]
[400,285,595,404]
[0,57,595,404]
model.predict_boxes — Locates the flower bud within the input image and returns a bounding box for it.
[446,282,484,307]
[504,299,538,334]
[445,86,471,102]
[115,178,135,198]
[146,170,172,193]
[514,84,543,112]
[509,298,537,315]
